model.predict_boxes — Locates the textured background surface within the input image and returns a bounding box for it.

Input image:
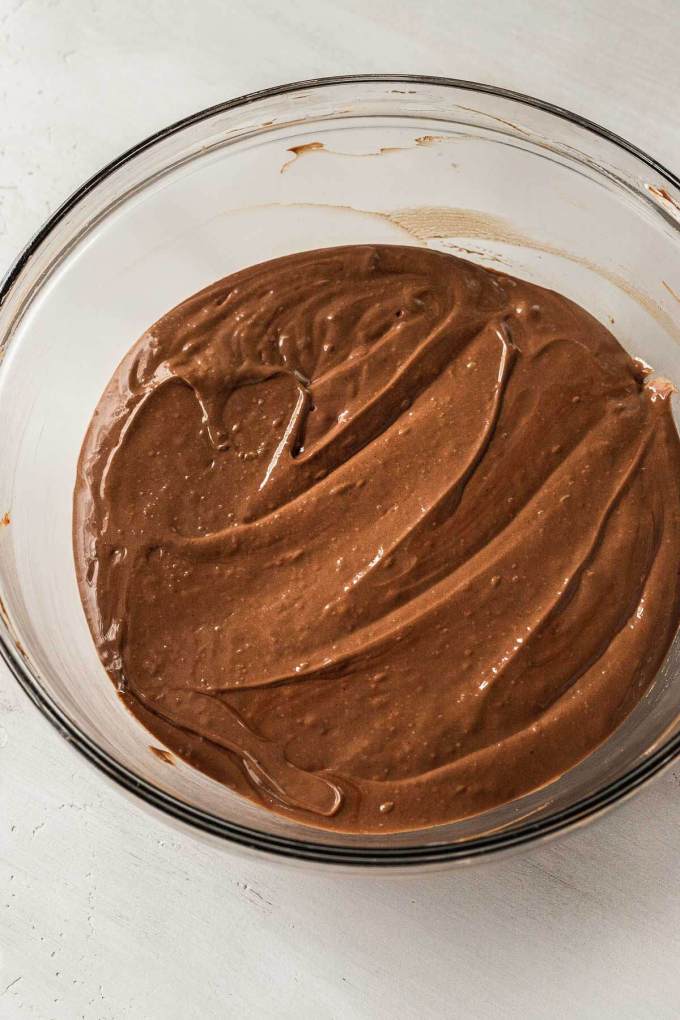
[2,2,680,1017]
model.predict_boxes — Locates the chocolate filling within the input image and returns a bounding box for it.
[74,245,680,833]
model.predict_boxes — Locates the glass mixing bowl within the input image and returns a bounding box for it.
[2,75,680,870]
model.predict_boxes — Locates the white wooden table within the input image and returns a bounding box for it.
[2,2,680,1017]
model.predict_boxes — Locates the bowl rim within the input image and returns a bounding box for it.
[2,72,680,866]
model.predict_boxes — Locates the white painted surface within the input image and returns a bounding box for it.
[2,2,680,1016]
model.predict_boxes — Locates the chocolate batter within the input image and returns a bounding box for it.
[74,244,680,833]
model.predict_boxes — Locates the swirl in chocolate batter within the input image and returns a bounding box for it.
[74,245,680,833]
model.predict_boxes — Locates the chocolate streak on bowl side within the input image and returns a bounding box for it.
[73,245,680,834]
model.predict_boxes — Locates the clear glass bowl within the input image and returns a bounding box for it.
[2,75,680,870]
